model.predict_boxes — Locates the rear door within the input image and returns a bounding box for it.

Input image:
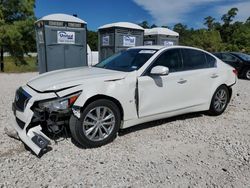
[180,48,217,106]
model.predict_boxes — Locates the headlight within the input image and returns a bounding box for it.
[38,92,81,112]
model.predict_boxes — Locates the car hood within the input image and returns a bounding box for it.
[27,67,128,92]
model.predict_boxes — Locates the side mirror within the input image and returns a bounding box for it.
[150,66,169,76]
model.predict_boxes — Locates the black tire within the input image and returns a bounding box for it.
[70,99,121,148]
[244,68,250,80]
[208,85,230,116]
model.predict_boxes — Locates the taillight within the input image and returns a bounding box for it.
[233,69,238,76]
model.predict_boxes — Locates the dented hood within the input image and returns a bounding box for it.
[27,67,128,92]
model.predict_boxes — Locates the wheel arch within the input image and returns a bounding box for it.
[211,84,232,103]
[81,94,124,121]
[243,66,250,79]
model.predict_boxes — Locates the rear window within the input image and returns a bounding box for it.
[182,49,216,70]
[205,54,216,67]
[182,49,206,70]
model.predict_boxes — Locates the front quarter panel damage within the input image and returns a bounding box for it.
[73,71,138,124]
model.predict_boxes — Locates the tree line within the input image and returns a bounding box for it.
[0,1,249,71]
[88,8,250,54]
[0,0,36,71]
[138,8,250,53]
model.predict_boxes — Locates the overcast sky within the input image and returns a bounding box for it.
[35,0,250,30]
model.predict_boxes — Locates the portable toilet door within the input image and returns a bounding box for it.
[98,22,144,62]
[35,14,87,74]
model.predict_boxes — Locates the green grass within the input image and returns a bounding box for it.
[3,56,38,73]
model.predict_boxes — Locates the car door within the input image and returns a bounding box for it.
[137,48,217,118]
[138,49,189,118]
[181,49,218,107]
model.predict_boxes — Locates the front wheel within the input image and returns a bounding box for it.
[244,68,250,80]
[70,99,121,148]
[208,85,229,116]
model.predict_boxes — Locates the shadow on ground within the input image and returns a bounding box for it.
[118,112,204,136]
[13,112,205,154]
[71,112,204,149]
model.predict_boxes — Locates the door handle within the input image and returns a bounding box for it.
[211,74,219,78]
[178,79,187,84]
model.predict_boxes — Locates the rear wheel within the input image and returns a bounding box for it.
[208,85,229,116]
[70,99,121,148]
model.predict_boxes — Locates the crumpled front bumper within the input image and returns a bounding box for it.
[11,86,57,156]
[12,102,51,156]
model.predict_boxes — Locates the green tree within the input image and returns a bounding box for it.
[246,17,250,24]
[188,29,224,52]
[0,0,36,71]
[173,23,187,35]
[87,30,98,51]
[213,22,222,31]
[230,22,250,52]
[138,21,150,29]
[161,25,169,29]
[173,23,189,44]
[221,7,238,26]
[150,24,157,28]
[204,16,215,30]
[220,8,239,44]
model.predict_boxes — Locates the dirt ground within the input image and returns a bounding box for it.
[0,73,249,187]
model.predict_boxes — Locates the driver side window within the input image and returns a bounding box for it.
[151,49,182,73]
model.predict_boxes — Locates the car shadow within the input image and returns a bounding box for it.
[19,112,206,155]
[118,112,204,136]
[70,112,204,149]
[239,77,249,81]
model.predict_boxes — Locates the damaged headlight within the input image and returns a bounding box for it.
[38,92,81,112]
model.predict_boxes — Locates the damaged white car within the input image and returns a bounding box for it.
[12,46,237,156]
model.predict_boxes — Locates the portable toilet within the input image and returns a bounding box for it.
[144,27,179,46]
[98,22,144,62]
[35,13,87,74]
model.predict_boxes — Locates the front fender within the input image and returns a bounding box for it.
[72,72,138,122]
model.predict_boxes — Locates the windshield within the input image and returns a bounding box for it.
[95,49,157,72]
[231,52,250,61]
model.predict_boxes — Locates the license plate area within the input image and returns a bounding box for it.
[31,133,50,149]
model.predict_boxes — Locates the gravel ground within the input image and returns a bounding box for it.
[0,73,249,187]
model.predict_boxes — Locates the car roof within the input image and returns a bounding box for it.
[129,45,208,52]
[129,45,165,50]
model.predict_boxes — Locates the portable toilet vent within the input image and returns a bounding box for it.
[144,27,179,46]
[98,22,144,62]
[35,13,87,74]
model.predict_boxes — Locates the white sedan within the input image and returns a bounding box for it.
[12,46,237,156]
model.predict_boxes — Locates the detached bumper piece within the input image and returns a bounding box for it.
[13,120,51,156]
[12,102,51,156]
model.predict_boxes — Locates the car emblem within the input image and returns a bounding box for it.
[15,94,19,101]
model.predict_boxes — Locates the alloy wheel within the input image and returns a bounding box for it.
[82,106,115,141]
[246,70,250,80]
[214,89,228,112]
